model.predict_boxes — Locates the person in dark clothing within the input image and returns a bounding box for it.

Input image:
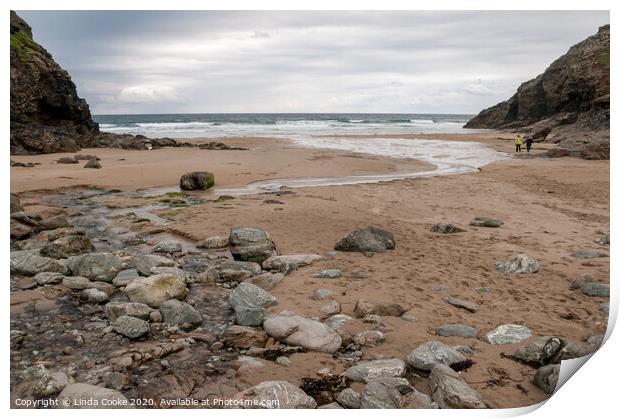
[524,137,534,153]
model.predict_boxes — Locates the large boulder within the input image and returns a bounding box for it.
[66,252,124,282]
[159,299,202,326]
[263,312,342,353]
[229,226,277,263]
[335,226,395,254]
[57,383,132,409]
[231,381,317,409]
[406,341,465,371]
[123,272,187,308]
[429,364,488,409]
[10,250,69,276]
[228,282,277,326]
[179,171,215,190]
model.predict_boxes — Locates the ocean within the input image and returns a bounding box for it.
[93,113,475,138]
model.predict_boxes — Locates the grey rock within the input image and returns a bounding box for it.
[533,364,560,394]
[244,272,284,291]
[430,223,466,234]
[512,336,564,366]
[335,226,395,254]
[123,272,187,308]
[581,282,610,297]
[25,365,71,397]
[360,377,412,409]
[275,356,292,367]
[105,301,153,322]
[407,341,465,371]
[401,314,417,322]
[135,254,176,276]
[436,324,477,338]
[57,383,132,409]
[495,254,539,273]
[441,296,478,312]
[231,380,317,409]
[80,288,109,303]
[159,299,202,325]
[570,249,608,259]
[102,372,126,390]
[313,269,342,279]
[112,269,140,287]
[180,171,214,191]
[152,240,182,254]
[320,300,341,316]
[429,363,487,409]
[312,288,334,300]
[229,226,276,263]
[403,389,438,409]
[40,235,94,259]
[205,260,262,283]
[324,314,354,332]
[113,315,150,339]
[197,236,229,249]
[336,388,361,408]
[345,358,406,383]
[234,306,265,327]
[37,215,70,232]
[66,252,123,282]
[552,340,595,362]
[263,312,342,353]
[10,250,69,276]
[262,254,323,270]
[600,303,610,314]
[469,216,503,227]
[62,276,92,290]
[229,282,277,310]
[485,324,532,345]
[33,271,65,285]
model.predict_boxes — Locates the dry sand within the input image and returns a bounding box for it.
[10,132,610,408]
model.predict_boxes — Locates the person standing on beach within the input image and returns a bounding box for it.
[524,136,534,153]
[514,134,523,152]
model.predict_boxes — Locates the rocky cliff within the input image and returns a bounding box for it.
[465,25,610,159]
[10,11,187,155]
[10,11,102,154]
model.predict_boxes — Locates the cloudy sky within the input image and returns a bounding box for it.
[18,10,609,115]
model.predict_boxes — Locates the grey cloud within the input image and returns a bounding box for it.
[17,10,609,114]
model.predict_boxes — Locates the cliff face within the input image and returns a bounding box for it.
[10,11,101,154]
[465,25,610,159]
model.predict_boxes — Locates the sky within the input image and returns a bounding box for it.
[17,10,610,115]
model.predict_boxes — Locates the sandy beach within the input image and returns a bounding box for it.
[10,131,609,408]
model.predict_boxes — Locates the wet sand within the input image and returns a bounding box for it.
[10,132,610,408]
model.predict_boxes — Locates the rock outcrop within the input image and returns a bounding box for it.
[465,25,610,159]
[10,11,100,154]
[10,12,189,155]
